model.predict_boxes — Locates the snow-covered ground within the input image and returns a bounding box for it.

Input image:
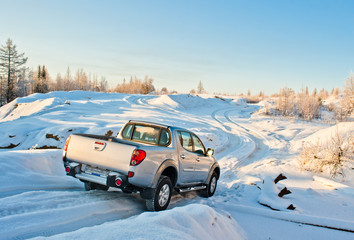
[0,91,353,240]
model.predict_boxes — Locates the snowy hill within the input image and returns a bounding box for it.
[0,91,353,240]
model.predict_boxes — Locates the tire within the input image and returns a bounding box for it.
[145,176,172,211]
[199,172,218,198]
[84,182,109,191]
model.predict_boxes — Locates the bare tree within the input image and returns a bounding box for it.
[297,87,321,120]
[55,73,64,91]
[63,67,72,91]
[276,87,295,116]
[0,75,4,105]
[197,80,205,94]
[74,68,89,90]
[114,76,154,94]
[341,74,354,114]
[17,67,32,97]
[99,76,108,92]
[0,38,28,103]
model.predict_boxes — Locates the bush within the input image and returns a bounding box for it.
[299,130,354,177]
[113,76,155,94]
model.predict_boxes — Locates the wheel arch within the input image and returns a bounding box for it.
[151,159,178,188]
[205,162,220,184]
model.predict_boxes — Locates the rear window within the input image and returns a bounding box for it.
[122,124,170,146]
[122,124,133,139]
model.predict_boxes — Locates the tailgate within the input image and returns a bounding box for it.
[66,135,136,174]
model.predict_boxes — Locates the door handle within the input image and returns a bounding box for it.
[196,158,200,162]
[180,154,185,159]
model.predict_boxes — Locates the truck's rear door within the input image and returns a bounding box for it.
[66,134,136,174]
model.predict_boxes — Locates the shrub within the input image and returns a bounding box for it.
[299,129,354,177]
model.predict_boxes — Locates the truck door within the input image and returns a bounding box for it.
[192,133,211,182]
[177,131,200,183]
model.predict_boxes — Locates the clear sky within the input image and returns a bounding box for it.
[1,0,353,94]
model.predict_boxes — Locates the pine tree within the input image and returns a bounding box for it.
[33,65,49,93]
[0,38,28,103]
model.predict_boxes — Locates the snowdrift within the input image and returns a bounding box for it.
[293,122,354,150]
[0,150,80,196]
[32,204,245,240]
[147,94,230,110]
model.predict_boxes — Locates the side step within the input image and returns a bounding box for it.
[177,185,206,193]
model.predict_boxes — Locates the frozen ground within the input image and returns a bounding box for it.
[0,91,353,240]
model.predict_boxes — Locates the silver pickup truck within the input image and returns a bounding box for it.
[63,120,220,211]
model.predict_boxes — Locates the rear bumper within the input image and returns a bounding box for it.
[65,162,130,189]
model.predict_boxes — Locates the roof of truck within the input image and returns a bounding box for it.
[128,120,187,132]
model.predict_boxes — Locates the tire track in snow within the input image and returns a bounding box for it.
[0,190,145,239]
[211,108,258,167]
[223,109,270,167]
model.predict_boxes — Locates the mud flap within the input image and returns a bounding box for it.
[140,188,155,199]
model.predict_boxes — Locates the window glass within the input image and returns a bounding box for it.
[193,134,205,155]
[158,129,170,146]
[122,124,133,139]
[178,131,193,152]
[132,125,160,144]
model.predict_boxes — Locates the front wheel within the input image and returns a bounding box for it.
[145,176,172,211]
[199,172,218,197]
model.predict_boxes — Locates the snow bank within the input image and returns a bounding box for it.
[0,98,63,122]
[32,204,245,240]
[293,122,354,151]
[0,150,80,196]
[147,94,181,109]
[232,97,247,107]
[147,94,229,110]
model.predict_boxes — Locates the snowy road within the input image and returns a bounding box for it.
[0,92,353,239]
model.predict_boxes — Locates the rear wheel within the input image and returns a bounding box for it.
[84,182,109,191]
[146,176,172,211]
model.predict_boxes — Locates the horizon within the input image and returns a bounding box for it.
[1,0,353,94]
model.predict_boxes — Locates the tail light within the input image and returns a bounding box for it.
[130,150,146,166]
[63,136,71,162]
[65,166,71,173]
[64,136,71,152]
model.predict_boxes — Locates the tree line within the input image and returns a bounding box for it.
[258,77,354,121]
[0,39,112,106]
[0,38,166,107]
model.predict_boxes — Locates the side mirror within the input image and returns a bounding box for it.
[206,148,214,157]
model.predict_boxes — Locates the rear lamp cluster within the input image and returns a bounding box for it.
[63,136,71,162]
[130,149,146,166]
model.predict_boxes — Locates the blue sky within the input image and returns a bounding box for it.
[1,0,353,94]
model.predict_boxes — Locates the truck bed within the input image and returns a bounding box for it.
[65,134,137,174]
